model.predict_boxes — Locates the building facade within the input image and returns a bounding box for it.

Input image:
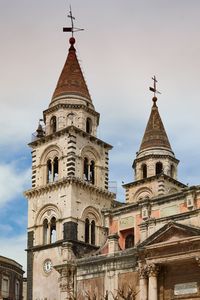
[25,30,200,300]
[0,256,24,300]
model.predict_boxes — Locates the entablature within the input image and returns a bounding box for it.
[24,176,115,199]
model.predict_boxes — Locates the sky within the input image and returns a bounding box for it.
[1,0,200,273]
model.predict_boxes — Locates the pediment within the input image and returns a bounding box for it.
[140,222,200,247]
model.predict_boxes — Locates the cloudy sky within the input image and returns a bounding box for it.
[1,0,200,273]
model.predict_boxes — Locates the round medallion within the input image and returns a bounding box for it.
[43,259,52,274]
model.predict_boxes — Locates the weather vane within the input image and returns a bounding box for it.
[63,6,84,37]
[149,76,161,98]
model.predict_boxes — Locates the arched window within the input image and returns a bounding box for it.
[90,160,95,184]
[83,158,95,185]
[84,158,89,181]
[47,159,52,183]
[43,219,48,245]
[50,217,56,243]
[85,218,89,243]
[170,164,175,178]
[86,118,92,134]
[53,157,59,181]
[50,116,57,133]
[125,234,134,249]
[156,162,163,175]
[91,220,95,245]
[47,157,59,183]
[142,164,147,179]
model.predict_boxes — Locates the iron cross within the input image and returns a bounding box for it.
[149,75,161,97]
[63,6,84,36]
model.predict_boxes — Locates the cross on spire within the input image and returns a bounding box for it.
[63,6,84,37]
[149,75,161,101]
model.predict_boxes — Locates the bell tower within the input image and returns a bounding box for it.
[123,77,184,203]
[25,15,114,300]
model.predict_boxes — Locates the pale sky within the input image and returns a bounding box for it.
[1,0,200,272]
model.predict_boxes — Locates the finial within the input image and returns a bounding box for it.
[63,6,84,44]
[149,76,161,105]
[36,119,44,138]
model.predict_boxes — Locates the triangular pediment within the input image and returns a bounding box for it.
[140,222,200,247]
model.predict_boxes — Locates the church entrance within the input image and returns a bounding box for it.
[158,260,200,300]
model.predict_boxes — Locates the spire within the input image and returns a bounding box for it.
[139,98,172,152]
[50,7,91,106]
[139,77,172,153]
[50,37,92,105]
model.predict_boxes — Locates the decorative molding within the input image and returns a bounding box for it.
[24,176,115,198]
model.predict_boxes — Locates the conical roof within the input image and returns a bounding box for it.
[139,97,172,152]
[50,37,92,105]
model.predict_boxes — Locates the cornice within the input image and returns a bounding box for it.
[103,201,139,216]
[139,208,200,229]
[122,174,186,189]
[76,248,138,267]
[133,153,179,168]
[0,256,23,271]
[43,102,99,119]
[24,176,115,199]
[29,125,112,149]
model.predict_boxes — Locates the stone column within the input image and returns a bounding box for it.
[138,266,148,300]
[147,264,159,300]
[55,264,76,300]
[54,243,76,300]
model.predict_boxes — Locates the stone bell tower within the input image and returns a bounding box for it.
[25,24,114,300]
[123,78,184,204]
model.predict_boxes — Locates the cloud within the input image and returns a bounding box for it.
[0,234,27,273]
[0,163,30,207]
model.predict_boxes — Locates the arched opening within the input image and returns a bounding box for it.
[2,276,9,299]
[47,159,52,183]
[91,220,95,245]
[50,217,56,243]
[43,219,48,245]
[15,280,20,300]
[53,157,59,181]
[170,164,175,178]
[125,234,134,249]
[90,160,95,184]
[50,116,57,133]
[156,162,163,175]
[47,157,59,183]
[86,118,92,134]
[142,164,147,179]
[85,218,89,243]
[84,157,89,181]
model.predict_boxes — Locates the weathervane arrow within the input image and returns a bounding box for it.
[63,6,84,37]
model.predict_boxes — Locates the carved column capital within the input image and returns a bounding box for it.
[138,265,148,279]
[147,264,160,277]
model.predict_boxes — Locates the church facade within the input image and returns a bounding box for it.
[24,30,200,300]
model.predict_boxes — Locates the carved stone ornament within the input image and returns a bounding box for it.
[56,264,76,299]
[138,265,148,279]
[147,264,160,277]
